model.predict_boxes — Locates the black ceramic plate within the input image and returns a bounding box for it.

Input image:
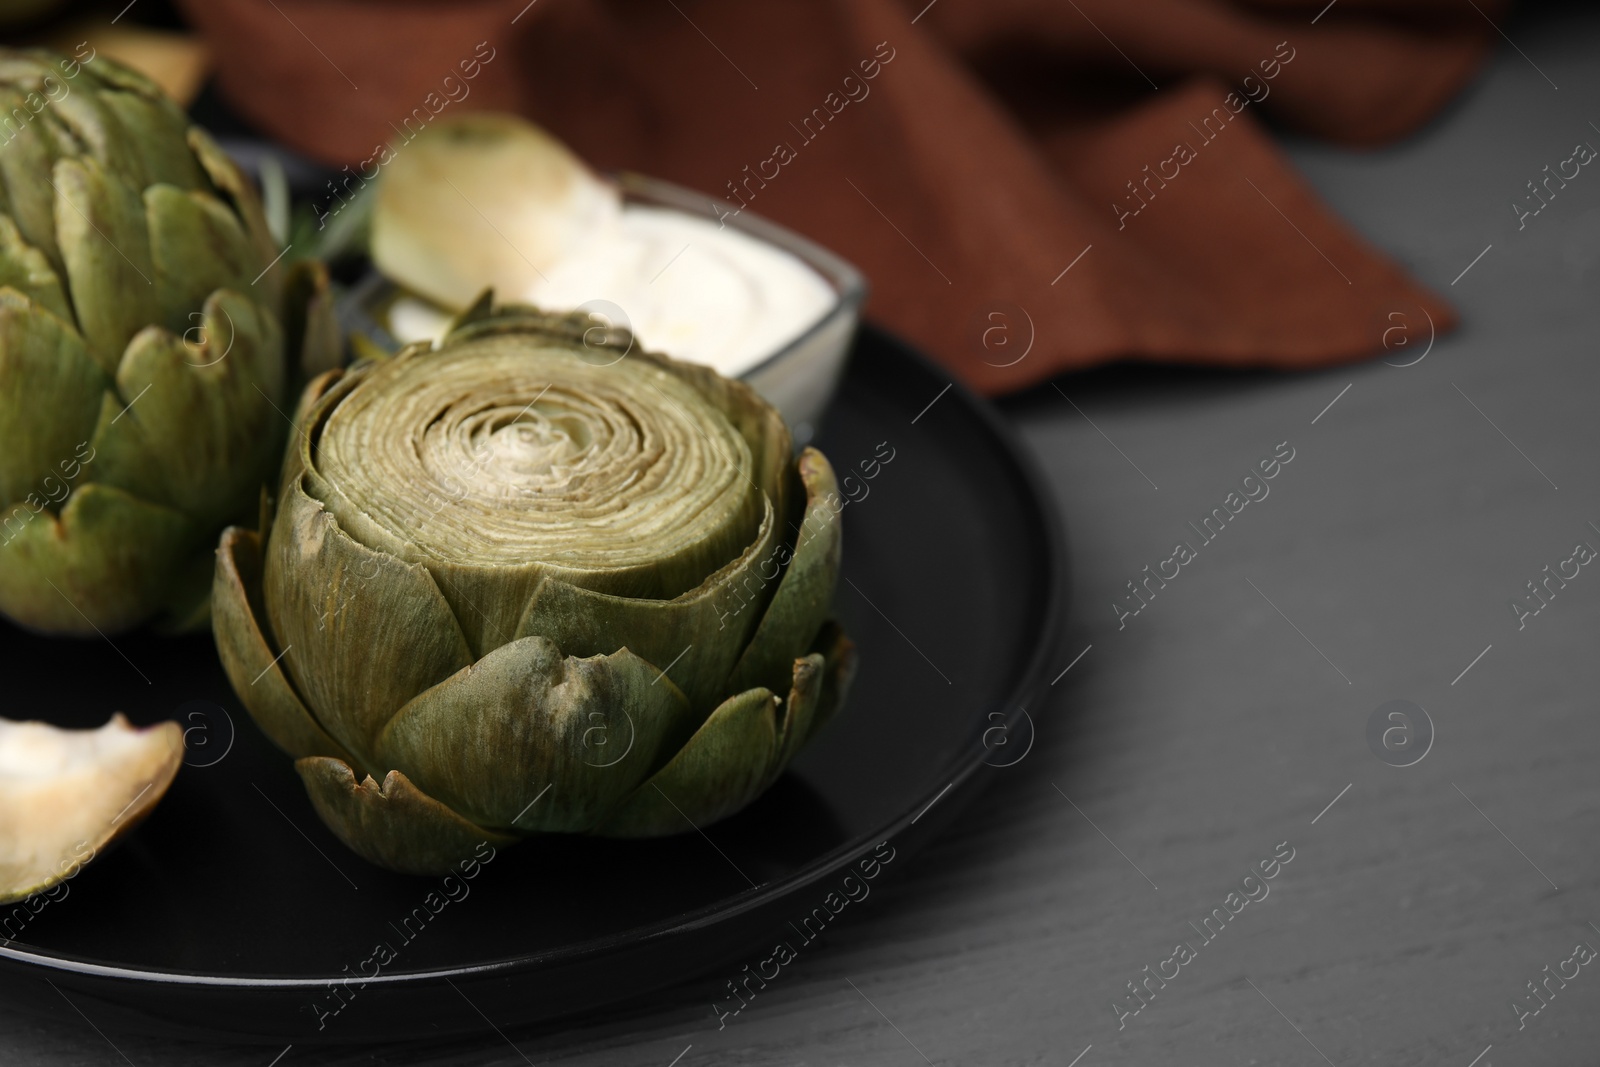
[0,326,1064,1044]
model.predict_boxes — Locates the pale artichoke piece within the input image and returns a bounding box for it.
[296,758,517,878]
[371,113,621,310]
[0,714,182,904]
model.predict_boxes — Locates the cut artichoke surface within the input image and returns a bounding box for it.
[0,714,182,904]
[214,306,855,874]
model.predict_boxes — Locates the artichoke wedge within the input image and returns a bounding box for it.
[0,714,182,904]
[370,113,619,312]
[0,47,338,635]
[214,307,855,873]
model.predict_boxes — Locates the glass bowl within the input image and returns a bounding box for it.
[337,172,867,443]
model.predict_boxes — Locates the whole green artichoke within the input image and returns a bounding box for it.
[214,308,855,873]
[0,48,334,634]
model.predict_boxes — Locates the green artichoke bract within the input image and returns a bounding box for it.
[0,48,335,634]
[214,308,855,874]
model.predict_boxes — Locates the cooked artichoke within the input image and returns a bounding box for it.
[0,47,336,634]
[0,713,182,905]
[370,112,619,313]
[213,307,855,874]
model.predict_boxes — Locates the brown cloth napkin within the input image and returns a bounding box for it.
[176,0,1503,394]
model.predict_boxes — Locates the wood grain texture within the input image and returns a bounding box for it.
[7,5,1600,1064]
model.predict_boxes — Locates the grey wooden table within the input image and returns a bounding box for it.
[9,5,1600,1065]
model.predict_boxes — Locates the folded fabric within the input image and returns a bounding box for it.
[177,0,1504,394]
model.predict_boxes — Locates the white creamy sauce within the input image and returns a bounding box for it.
[387,205,835,378]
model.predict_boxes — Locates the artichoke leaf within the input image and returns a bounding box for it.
[448,287,497,332]
[263,480,474,765]
[726,447,843,698]
[278,364,356,505]
[282,362,364,473]
[49,73,152,191]
[53,154,158,371]
[213,526,362,770]
[296,758,516,878]
[97,292,284,527]
[145,184,260,336]
[282,258,342,379]
[0,289,108,510]
[0,86,67,275]
[186,127,281,306]
[0,53,62,92]
[598,632,853,838]
[513,494,781,712]
[593,686,780,839]
[769,653,827,779]
[376,636,698,834]
[91,87,208,193]
[0,214,71,322]
[0,481,196,635]
[76,51,173,104]
[49,68,178,192]
[84,388,164,505]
